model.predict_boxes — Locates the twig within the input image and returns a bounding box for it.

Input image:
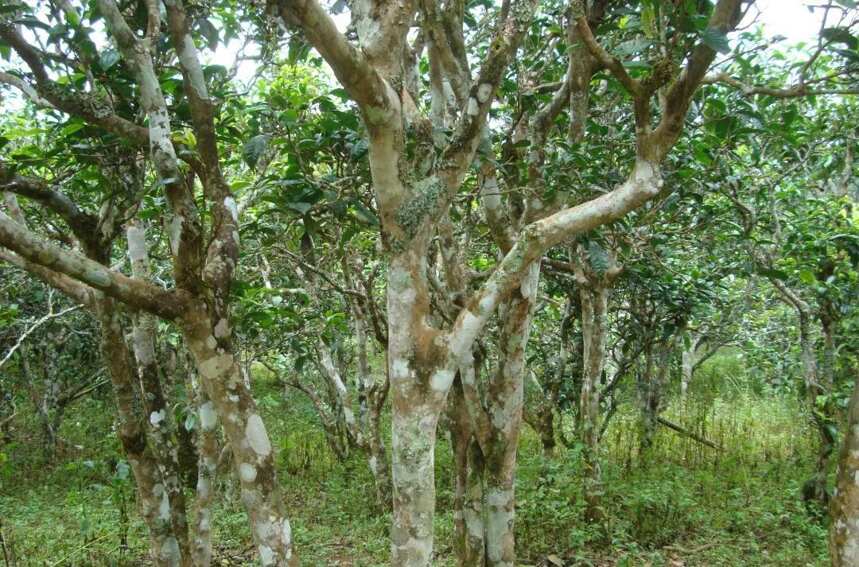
[0,304,82,372]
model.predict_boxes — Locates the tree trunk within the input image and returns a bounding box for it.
[95,297,184,566]
[388,246,452,566]
[126,222,192,564]
[637,341,670,461]
[456,264,539,567]
[448,377,486,566]
[367,395,392,511]
[680,341,694,399]
[191,382,219,567]
[181,305,297,566]
[579,283,608,522]
[829,368,859,566]
[798,308,833,507]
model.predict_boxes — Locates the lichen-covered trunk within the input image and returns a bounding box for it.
[526,404,556,457]
[36,379,63,461]
[388,247,451,566]
[367,400,392,511]
[455,264,538,567]
[448,378,485,566]
[637,341,669,461]
[126,222,191,564]
[480,265,538,567]
[181,304,296,566]
[579,284,608,522]
[95,297,183,566]
[799,309,835,506]
[191,383,219,567]
[829,369,859,566]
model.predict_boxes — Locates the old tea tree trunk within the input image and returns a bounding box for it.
[0,1,297,564]
[274,0,744,564]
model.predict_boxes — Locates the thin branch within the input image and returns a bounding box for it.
[0,304,82,371]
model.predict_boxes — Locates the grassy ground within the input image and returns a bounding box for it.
[0,375,830,566]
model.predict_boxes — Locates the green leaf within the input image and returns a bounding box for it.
[641,4,657,39]
[798,269,816,285]
[702,28,731,54]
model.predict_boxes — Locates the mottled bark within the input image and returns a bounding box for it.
[96,297,183,566]
[191,383,219,567]
[829,369,859,566]
[772,280,835,507]
[127,222,192,565]
[680,341,694,399]
[578,283,608,521]
[182,306,296,566]
[637,340,671,460]
[448,378,485,567]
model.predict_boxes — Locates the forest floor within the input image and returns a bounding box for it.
[0,373,830,566]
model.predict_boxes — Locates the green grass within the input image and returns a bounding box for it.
[0,378,830,566]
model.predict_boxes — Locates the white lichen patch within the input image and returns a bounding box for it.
[168,215,184,256]
[245,414,272,457]
[199,401,217,430]
[205,335,217,349]
[198,354,233,379]
[161,536,180,562]
[476,83,493,104]
[430,369,454,392]
[150,409,166,427]
[467,97,479,116]
[126,225,148,262]
[224,196,239,223]
[214,318,231,338]
[239,462,257,483]
[158,488,171,521]
[391,358,410,379]
[259,545,275,566]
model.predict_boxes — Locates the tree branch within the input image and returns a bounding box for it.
[0,212,190,319]
[269,0,393,117]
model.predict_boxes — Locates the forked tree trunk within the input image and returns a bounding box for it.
[481,265,538,567]
[829,369,859,566]
[456,264,539,567]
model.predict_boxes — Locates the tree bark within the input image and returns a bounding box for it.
[181,306,296,566]
[95,297,184,566]
[829,368,859,566]
[126,222,192,565]
[191,380,219,567]
[579,282,609,521]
